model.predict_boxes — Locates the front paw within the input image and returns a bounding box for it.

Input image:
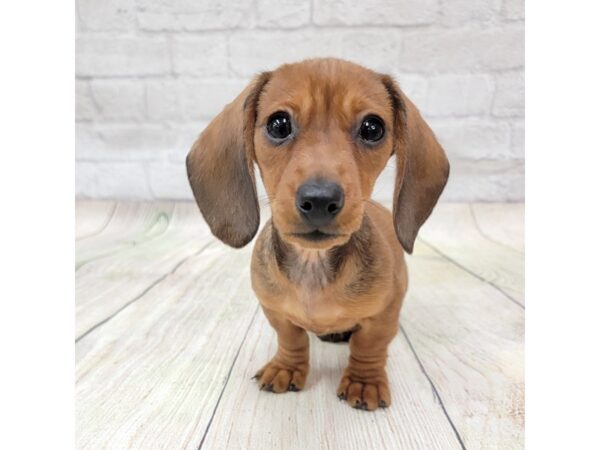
[253,359,308,393]
[336,369,391,411]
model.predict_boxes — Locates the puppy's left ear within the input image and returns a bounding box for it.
[186,72,271,248]
[382,76,450,254]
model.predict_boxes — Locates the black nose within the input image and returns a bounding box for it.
[295,179,344,228]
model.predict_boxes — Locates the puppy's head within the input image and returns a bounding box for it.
[187,58,449,253]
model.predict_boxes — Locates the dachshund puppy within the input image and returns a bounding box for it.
[186,58,449,411]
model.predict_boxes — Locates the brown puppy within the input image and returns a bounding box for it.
[186,58,449,411]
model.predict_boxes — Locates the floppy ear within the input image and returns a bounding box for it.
[382,76,450,254]
[186,73,271,248]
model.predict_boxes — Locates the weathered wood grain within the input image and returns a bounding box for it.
[419,203,525,307]
[75,200,116,240]
[75,203,212,339]
[470,203,524,254]
[76,202,175,270]
[402,239,524,449]
[76,242,257,449]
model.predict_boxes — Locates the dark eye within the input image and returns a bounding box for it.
[266,111,293,140]
[359,115,385,143]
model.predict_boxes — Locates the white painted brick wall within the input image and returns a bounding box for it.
[313,0,438,26]
[76,0,524,202]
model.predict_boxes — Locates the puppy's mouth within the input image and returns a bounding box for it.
[290,230,340,242]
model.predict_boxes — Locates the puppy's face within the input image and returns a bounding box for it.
[187,58,448,253]
[254,61,394,249]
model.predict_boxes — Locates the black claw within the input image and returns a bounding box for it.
[379,400,388,408]
[260,383,273,392]
[288,383,299,392]
[337,392,346,400]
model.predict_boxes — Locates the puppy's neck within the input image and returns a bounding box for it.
[270,217,371,290]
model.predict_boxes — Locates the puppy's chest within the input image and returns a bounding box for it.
[286,286,352,335]
[279,261,358,333]
[252,226,387,334]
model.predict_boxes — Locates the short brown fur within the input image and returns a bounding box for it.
[187,58,449,410]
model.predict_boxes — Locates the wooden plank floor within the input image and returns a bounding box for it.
[75,201,524,450]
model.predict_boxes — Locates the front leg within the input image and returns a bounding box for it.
[337,305,400,410]
[254,307,309,393]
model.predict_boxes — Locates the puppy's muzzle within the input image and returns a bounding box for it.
[295,179,344,229]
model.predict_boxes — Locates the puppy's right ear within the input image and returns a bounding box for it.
[186,73,271,248]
